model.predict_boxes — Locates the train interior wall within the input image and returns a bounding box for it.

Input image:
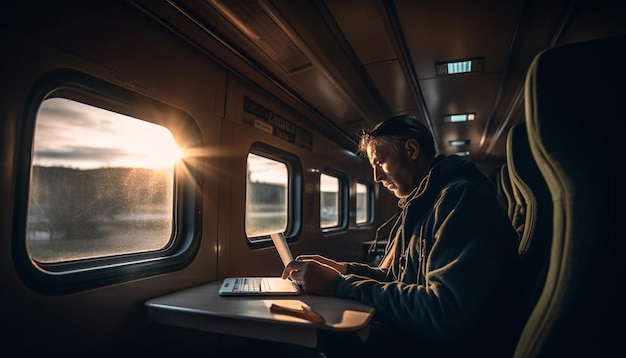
[0,1,504,353]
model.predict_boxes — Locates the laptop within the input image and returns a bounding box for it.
[218,232,300,296]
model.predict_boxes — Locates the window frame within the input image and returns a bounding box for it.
[13,70,203,294]
[245,142,302,247]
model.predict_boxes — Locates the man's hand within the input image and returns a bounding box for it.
[293,254,348,274]
[281,256,344,295]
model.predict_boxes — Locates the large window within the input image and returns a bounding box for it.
[14,71,202,293]
[28,98,178,263]
[245,143,301,243]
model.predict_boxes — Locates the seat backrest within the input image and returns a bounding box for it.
[497,163,515,220]
[513,36,621,357]
[505,122,553,329]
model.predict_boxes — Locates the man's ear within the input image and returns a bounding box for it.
[405,138,420,159]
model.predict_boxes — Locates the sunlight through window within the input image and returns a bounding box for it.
[27,98,177,263]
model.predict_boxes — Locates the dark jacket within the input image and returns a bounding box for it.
[332,155,520,356]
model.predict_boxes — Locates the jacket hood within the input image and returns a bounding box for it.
[400,154,495,207]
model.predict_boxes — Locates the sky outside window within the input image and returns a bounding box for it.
[34,98,183,170]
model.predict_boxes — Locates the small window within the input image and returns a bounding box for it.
[246,153,288,237]
[320,169,348,231]
[356,181,373,224]
[320,173,339,228]
[245,143,302,244]
[28,98,178,263]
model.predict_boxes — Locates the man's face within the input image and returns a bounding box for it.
[366,141,416,198]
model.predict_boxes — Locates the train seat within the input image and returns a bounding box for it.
[505,122,553,332]
[496,163,515,220]
[513,36,622,357]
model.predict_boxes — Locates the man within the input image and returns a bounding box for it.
[282,114,521,357]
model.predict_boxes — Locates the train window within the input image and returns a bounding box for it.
[356,181,373,225]
[320,173,339,228]
[14,71,202,293]
[246,153,288,237]
[28,98,177,263]
[245,143,301,243]
[320,169,348,231]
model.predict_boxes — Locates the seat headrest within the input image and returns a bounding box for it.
[525,36,622,180]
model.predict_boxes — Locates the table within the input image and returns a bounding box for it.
[145,280,375,348]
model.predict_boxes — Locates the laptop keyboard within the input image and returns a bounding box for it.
[233,278,269,292]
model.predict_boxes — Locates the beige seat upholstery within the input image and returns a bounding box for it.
[505,122,554,335]
[513,36,621,357]
[498,163,515,220]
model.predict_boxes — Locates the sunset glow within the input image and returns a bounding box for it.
[34,98,185,170]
